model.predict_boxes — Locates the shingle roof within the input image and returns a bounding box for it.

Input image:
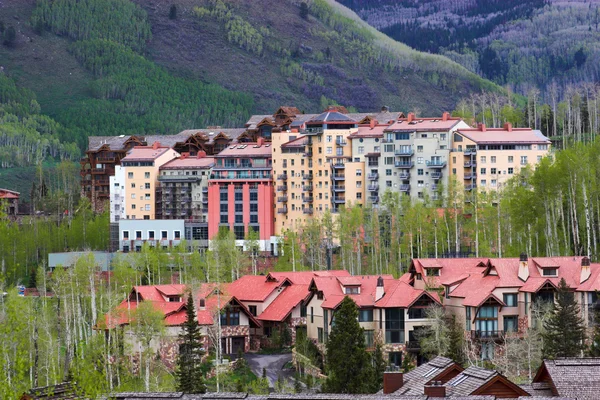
[308,111,355,123]
[258,284,310,322]
[396,356,460,395]
[533,358,600,399]
[375,281,441,308]
[160,156,215,169]
[445,366,497,396]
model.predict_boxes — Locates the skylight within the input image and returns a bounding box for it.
[451,375,468,386]
[423,367,438,378]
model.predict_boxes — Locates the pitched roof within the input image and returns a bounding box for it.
[375,280,441,308]
[456,127,551,144]
[0,188,19,199]
[121,146,174,162]
[258,284,310,322]
[214,143,272,158]
[307,111,355,124]
[227,275,279,302]
[533,358,600,399]
[445,366,528,397]
[160,156,215,169]
[395,356,463,395]
[386,118,463,132]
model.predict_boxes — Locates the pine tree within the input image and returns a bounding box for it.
[323,296,375,394]
[175,293,206,393]
[371,341,386,392]
[446,315,465,364]
[587,295,600,356]
[543,278,586,358]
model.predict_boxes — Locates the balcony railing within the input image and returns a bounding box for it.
[426,160,447,168]
[302,127,323,135]
[158,175,201,183]
[305,151,313,157]
[277,185,288,192]
[332,175,345,181]
[332,186,345,192]
[400,184,410,192]
[395,149,414,156]
[399,172,410,180]
[277,174,288,180]
[303,185,313,192]
[91,168,105,174]
[333,198,346,204]
[406,341,421,351]
[96,157,115,163]
[368,173,378,180]
[369,196,379,203]
[431,172,441,180]
[302,173,313,180]
[368,184,379,192]
[395,161,414,168]
[471,330,502,339]
[335,139,347,146]
[464,161,477,168]
[278,196,288,202]
[202,187,208,193]
[277,207,288,214]
[303,196,313,203]
[331,163,345,169]
[464,148,477,156]
[303,208,314,215]
[465,184,475,191]
[431,184,438,191]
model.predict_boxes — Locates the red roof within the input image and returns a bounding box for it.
[160,156,215,169]
[386,118,463,132]
[375,281,441,308]
[259,285,310,322]
[0,188,19,199]
[122,146,173,161]
[214,143,272,158]
[456,127,550,144]
[228,275,279,301]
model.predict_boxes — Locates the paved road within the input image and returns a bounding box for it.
[244,353,294,388]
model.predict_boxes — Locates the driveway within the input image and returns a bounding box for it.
[244,353,294,388]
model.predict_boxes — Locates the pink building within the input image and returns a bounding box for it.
[207,139,274,251]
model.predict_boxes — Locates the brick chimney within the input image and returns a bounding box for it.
[370,119,377,129]
[181,152,189,159]
[518,252,529,282]
[424,381,446,397]
[152,141,160,150]
[581,256,591,283]
[375,276,385,301]
[478,123,486,132]
[257,137,265,146]
[504,122,513,132]
[197,150,207,158]
[407,112,415,123]
[442,111,450,121]
[383,368,403,394]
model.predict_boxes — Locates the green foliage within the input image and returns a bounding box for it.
[176,293,206,393]
[419,305,464,363]
[543,278,586,358]
[300,2,309,20]
[31,0,151,52]
[323,296,375,394]
[169,5,178,20]
[2,25,15,47]
[372,341,386,391]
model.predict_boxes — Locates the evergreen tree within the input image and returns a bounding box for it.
[446,315,465,364]
[543,278,586,358]
[169,5,178,20]
[300,2,309,20]
[3,25,15,46]
[323,296,375,394]
[371,341,386,392]
[587,294,600,356]
[175,293,206,393]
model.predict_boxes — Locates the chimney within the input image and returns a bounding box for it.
[407,112,415,123]
[381,105,389,112]
[257,137,265,147]
[291,128,299,133]
[375,276,385,301]
[370,119,376,129]
[383,368,403,394]
[424,381,446,397]
[581,256,592,283]
[181,152,189,159]
[504,122,513,132]
[518,252,529,282]
[442,111,450,121]
[478,123,486,132]
[152,141,160,150]
[197,150,207,158]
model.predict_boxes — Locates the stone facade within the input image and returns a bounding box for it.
[221,325,250,353]
[290,316,307,343]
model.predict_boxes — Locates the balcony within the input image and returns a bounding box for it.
[91,168,105,174]
[367,184,379,192]
[333,197,346,204]
[431,184,438,191]
[471,330,502,340]
[202,198,208,204]
[302,196,313,203]
[158,175,201,183]
[302,127,323,135]
[277,185,288,192]
[399,172,410,180]
[426,160,447,168]
[304,151,313,157]
[277,207,288,214]
[96,157,115,163]
[277,174,288,181]
[302,173,313,180]
[202,187,208,193]
[332,174,345,181]
[464,161,477,168]
[367,173,378,180]
[332,186,345,192]
[431,172,441,180]
[400,184,410,192]
[406,341,421,351]
[464,173,477,180]
[303,208,314,215]
[331,163,345,169]
[464,148,477,156]
[395,148,414,156]
[335,139,347,146]
[303,185,313,192]
[465,184,475,191]
[278,196,288,202]
[369,196,379,203]
[395,161,414,168]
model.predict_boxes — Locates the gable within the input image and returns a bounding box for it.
[472,375,529,398]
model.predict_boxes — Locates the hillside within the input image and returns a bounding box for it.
[0,0,501,179]
[338,0,600,95]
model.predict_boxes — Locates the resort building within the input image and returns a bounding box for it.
[0,188,19,216]
[450,123,551,197]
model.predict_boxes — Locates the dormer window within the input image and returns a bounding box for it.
[543,268,558,276]
[168,296,181,302]
[345,286,359,294]
[426,268,440,276]
[199,298,206,308]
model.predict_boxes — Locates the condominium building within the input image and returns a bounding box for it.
[350,112,470,203]
[118,143,179,220]
[451,123,551,196]
[157,152,214,221]
[207,139,274,251]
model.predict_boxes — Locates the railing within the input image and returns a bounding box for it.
[369,196,379,203]
[368,184,379,191]
[332,186,345,192]
[399,173,410,180]
[331,163,345,169]
[395,161,414,168]
[464,148,477,156]
[202,187,208,193]
[96,157,115,163]
[305,151,313,157]
[277,185,288,192]
[158,175,201,182]
[278,196,288,202]
[277,207,288,214]
[400,184,410,192]
[302,173,313,180]
[465,184,475,191]
[277,174,288,180]
[335,139,347,146]
[303,185,313,192]
[333,198,346,204]
[431,172,441,180]
[406,341,421,350]
[303,208,314,215]
[464,173,477,180]
[302,127,323,135]
[471,330,502,339]
[332,175,345,180]
[92,168,105,173]
[464,161,476,168]
[431,184,439,191]
[395,149,414,156]
[426,160,447,168]
[367,173,378,180]
[202,198,208,203]
[302,196,313,203]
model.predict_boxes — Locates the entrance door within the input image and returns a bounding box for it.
[231,336,245,355]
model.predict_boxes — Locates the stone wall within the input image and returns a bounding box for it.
[289,317,306,343]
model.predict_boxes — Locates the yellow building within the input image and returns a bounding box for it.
[272,111,364,235]
[120,143,180,220]
[450,123,551,198]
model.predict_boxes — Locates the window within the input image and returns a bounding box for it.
[418,169,424,176]
[504,316,518,333]
[508,156,514,163]
[144,172,150,179]
[318,328,324,343]
[386,181,392,187]
[148,231,155,240]
[135,230,142,240]
[248,306,257,316]
[417,180,424,187]
[364,330,374,348]
[418,192,423,199]
[385,157,394,165]
[131,194,136,199]
[508,167,514,174]
[481,342,494,360]
[440,133,446,141]
[384,144,394,153]
[481,156,486,164]
[174,231,181,240]
[358,309,373,322]
[356,170,362,176]
[538,144,548,150]
[503,293,518,307]
[543,268,557,276]
[161,230,168,239]
[491,156,496,163]
[356,193,362,200]
[475,306,498,337]
[465,306,471,329]
[131,204,136,210]
[123,231,129,240]
[389,352,402,367]
[491,168,497,175]
[408,308,426,319]
[326,147,332,154]
[326,135,332,143]
[220,308,240,326]
[358,146,364,154]
[145,204,151,211]
[131,183,135,188]
[417,157,423,164]
[537,155,542,162]
[417,145,423,153]
[311,307,314,323]
[345,287,359,294]
[480,180,486,186]
[386,169,392,176]
[128,172,134,179]
[480,168,486,175]
[491,179,497,187]
[385,308,405,344]
[374,146,380,152]
[301,305,307,317]
[145,183,150,189]
[521,156,528,165]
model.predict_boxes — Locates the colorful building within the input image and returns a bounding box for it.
[0,188,19,216]
[451,123,551,197]
[207,139,275,251]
